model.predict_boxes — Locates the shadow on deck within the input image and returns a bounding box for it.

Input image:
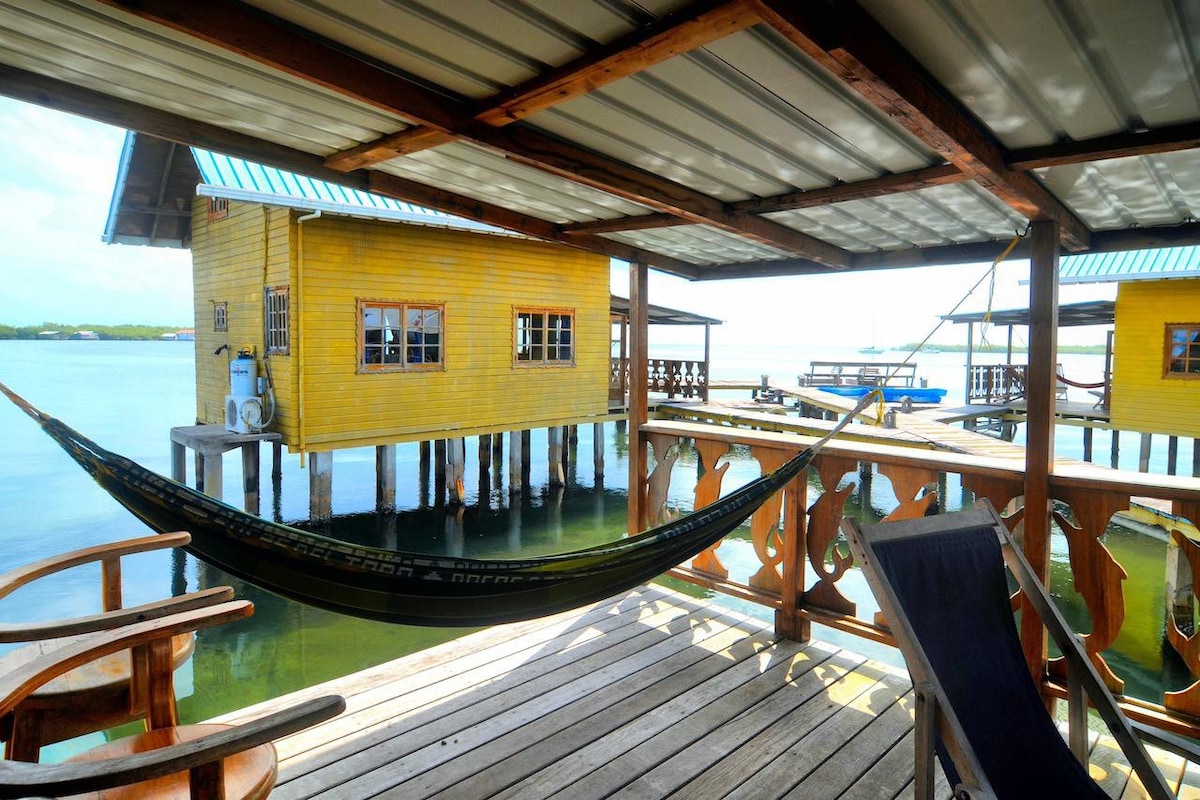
[209,586,1195,799]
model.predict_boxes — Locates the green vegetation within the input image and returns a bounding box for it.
[0,323,186,340]
[898,342,1107,355]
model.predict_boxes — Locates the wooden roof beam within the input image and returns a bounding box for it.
[749,0,1092,250]
[103,0,851,267]
[326,0,762,171]
[367,173,700,279]
[1009,121,1200,171]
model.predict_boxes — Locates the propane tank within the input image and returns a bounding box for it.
[230,348,257,397]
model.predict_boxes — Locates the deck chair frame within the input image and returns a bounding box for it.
[841,501,1175,800]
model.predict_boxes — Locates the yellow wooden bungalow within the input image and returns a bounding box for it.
[9,1,1200,796]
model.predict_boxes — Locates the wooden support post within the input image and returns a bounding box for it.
[433,440,447,506]
[419,440,431,507]
[241,443,260,515]
[1111,430,1121,469]
[272,442,282,481]
[1020,218,1058,680]
[492,433,503,474]
[593,422,605,480]
[194,450,204,494]
[548,426,565,487]
[376,444,396,512]
[479,435,492,470]
[1083,427,1094,462]
[308,450,332,523]
[171,441,186,483]
[775,473,809,642]
[509,430,523,494]
[628,260,649,536]
[521,429,531,489]
[448,438,465,504]
[1139,433,1152,473]
[1169,436,1179,475]
[1194,438,1200,478]
[201,453,223,501]
[478,435,492,500]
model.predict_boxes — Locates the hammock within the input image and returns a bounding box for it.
[1,382,870,626]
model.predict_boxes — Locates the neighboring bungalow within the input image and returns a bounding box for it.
[105,132,612,459]
[1060,246,1200,444]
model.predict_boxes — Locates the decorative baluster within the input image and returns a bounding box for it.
[802,455,859,615]
[748,447,789,593]
[645,433,680,526]
[691,439,732,577]
[1166,524,1200,717]
[878,464,938,520]
[1051,487,1132,693]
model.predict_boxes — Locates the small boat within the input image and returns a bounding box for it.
[858,346,884,354]
[819,385,947,403]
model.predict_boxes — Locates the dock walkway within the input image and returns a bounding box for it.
[211,586,1195,798]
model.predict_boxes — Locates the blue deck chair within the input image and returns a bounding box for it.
[841,502,1191,800]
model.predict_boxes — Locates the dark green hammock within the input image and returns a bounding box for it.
[1,382,868,626]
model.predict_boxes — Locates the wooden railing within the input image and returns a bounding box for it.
[610,357,709,402]
[640,417,1200,738]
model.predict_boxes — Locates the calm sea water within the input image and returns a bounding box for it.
[0,340,1189,760]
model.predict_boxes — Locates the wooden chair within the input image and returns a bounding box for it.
[841,501,1195,799]
[0,600,344,799]
[0,532,234,762]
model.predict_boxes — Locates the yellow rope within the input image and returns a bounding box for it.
[870,228,1029,425]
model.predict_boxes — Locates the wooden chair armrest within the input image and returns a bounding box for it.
[0,532,192,601]
[0,585,235,643]
[0,601,254,718]
[0,695,346,798]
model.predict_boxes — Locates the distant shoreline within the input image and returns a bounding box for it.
[0,323,189,341]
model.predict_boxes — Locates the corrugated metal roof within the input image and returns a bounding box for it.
[1059,246,1200,284]
[192,149,515,237]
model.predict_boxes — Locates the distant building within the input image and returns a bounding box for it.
[70,330,99,340]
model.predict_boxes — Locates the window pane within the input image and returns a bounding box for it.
[364,307,381,328]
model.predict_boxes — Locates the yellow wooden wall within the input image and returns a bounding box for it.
[1111,278,1200,437]
[190,200,291,426]
[192,201,610,452]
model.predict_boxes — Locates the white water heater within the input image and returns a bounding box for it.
[229,350,257,396]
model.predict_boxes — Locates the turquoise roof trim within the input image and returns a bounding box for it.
[1059,246,1200,284]
[191,149,515,237]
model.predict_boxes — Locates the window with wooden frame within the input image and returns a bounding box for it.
[213,301,227,332]
[207,197,229,222]
[514,307,574,366]
[359,300,443,371]
[264,286,289,355]
[1166,323,1200,377]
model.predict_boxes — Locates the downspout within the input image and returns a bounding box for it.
[295,209,322,465]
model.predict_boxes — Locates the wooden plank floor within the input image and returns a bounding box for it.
[211,586,1200,799]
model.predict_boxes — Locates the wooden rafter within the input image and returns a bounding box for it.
[100,0,851,268]
[748,0,1092,250]
[325,0,762,171]
[1009,122,1200,171]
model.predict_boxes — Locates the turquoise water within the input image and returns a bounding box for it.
[0,340,1191,761]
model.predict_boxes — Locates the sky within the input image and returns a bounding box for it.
[0,98,1115,346]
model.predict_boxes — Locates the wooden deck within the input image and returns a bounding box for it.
[209,585,1198,799]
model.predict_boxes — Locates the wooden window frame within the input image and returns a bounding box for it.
[514,306,575,367]
[265,286,290,356]
[358,299,445,373]
[213,301,227,333]
[207,197,229,222]
[1165,323,1200,378]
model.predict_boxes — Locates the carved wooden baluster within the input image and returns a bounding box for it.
[1165,529,1200,717]
[960,476,1025,529]
[802,455,858,615]
[748,447,789,594]
[645,433,680,527]
[1051,487,1132,693]
[877,464,938,521]
[691,438,732,577]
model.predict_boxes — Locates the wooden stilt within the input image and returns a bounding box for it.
[509,430,522,494]
[548,426,565,487]
[593,422,605,480]
[376,444,396,512]
[419,440,431,509]
[1140,433,1152,473]
[1169,436,1179,475]
[241,443,260,515]
[201,453,223,501]
[171,441,186,483]
[434,439,447,506]
[478,434,492,470]
[309,450,332,523]
[1083,427,1094,462]
[272,442,282,481]
[521,429,531,489]
[448,438,465,504]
